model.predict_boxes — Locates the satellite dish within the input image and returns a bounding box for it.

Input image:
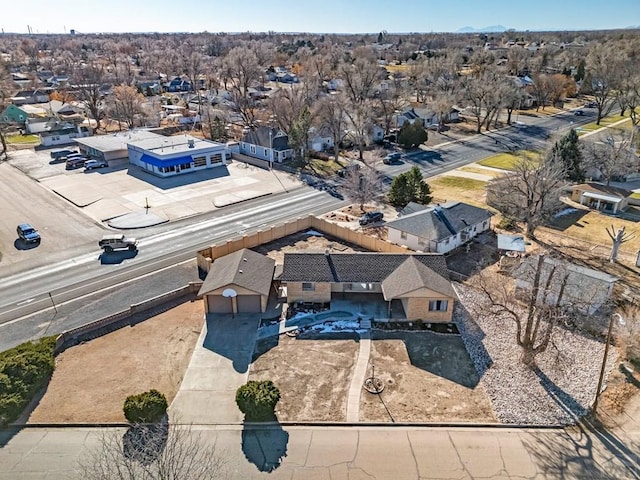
[222,288,237,298]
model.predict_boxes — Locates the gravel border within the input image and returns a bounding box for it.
[454,283,618,425]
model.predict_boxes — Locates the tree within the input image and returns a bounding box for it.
[288,105,312,164]
[582,132,637,185]
[387,166,432,209]
[74,64,106,131]
[108,85,146,129]
[606,225,634,263]
[317,95,347,164]
[397,121,427,149]
[220,46,261,126]
[341,166,382,211]
[548,128,584,182]
[473,254,570,366]
[78,423,226,480]
[486,152,567,238]
[585,44,622,125]
[235,380,280,421]
[123,390,168,424]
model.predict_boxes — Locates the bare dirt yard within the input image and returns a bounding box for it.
[360,332,496,423]
[249,334,359,422]
[27,300,204,423]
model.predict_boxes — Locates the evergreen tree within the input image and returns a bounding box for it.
[397,122,428,148]
[388,166,432,209]
[549,128,584,182]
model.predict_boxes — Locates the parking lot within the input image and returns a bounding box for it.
[0,147,301,273]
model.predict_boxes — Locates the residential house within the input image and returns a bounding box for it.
[393,108,424,128]
[386,201,493,254]
[512,255,618,314]
[127,132,227,177]
[240,126,293,163]
[307,126,334,152]
[0,104,40,125]
[571,183,631,214]
[9,89,51,105]
[199,248,275,314]
[281,252,457,322]
[39,124,92,147]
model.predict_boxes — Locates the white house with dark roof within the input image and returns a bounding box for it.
[386,201,493,253]
[240,126,293,163]
[281,252,456,322]
[127,133,227,177]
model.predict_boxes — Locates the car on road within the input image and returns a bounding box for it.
[427,123,440,131]
[359,211,384,226]
[383,152,402,164]
[337,163,361,177]
[574,110,585,116]
[84,159,108,170]
[65,157,89,169]
[98,234,138,252]
[16,223,40,244]
[50,149,77,159]
[584,101,597,108]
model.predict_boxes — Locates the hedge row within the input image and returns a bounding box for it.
[0,336,56,426]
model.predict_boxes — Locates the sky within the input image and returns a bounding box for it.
[2,0,639,34]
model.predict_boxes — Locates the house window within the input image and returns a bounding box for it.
[302,282,315,291]
[400,231,407,240]
[429,300,448,312]
[250,145,256,154]
[264,148,268,156]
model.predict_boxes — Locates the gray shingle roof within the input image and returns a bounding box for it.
[198,248,275,296]
[381,256,457,298]
[241,126,291,151]
[281,252,450,287]
[386,202,493,240]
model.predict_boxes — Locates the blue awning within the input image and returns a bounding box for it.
[140,153,194,167]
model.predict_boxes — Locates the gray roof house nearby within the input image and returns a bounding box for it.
[239,126,293,163]
[386,201,494,254]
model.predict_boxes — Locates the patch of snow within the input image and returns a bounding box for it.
[553,208,578,218]
[307,320,365,334]
[305,230,324,236]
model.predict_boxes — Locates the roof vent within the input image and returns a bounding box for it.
[188,139,195,148]
[239,269,243,274]
[243,257,248,262]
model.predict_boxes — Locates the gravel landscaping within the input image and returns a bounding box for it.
[455,283,618,425]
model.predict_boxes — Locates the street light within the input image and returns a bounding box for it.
[593,312,625,413]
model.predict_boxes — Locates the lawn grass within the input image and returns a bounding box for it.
[551,211,640,253]
[458,166,503,178]
[577,114,631,135]
[477,150,538,170]
[6,134,40,144]
[630,192,640,200]
[430,175,489,208]
[431,176,487,190]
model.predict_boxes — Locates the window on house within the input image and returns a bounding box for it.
[264,148,268,156]
[250,145,256,154]
[302,282,315,291]
[400,231,407,240]
[429,300,448,311]
[210,153,223,164]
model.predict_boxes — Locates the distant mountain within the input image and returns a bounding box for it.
[457,25,507,33]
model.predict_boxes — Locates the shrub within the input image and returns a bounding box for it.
[497,217,518,231]
[0,336,56,426]
[123,389,168,424]
[235,380,280,421]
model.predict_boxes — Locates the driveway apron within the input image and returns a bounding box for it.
[169,313,259,424]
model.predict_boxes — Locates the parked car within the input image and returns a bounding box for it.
[337,163,361,177]
[16,223,40,244]
[427,123,440,131]
[98,234,138,252]
[50,149,77,159]
[584,101,597,108]
[383,152,402,165]
[65,157,89,169]
[574,110,585,116]
[84,159,108,170]
[359,211,384,226]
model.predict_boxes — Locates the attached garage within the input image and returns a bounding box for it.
[198,248,275,315]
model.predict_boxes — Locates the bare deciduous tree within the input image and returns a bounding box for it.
[606,225,634,263]
[317,95,347,164]
[74,64,107,132]
[487,152,568,238]
[340,165,382,211]
[77,423,226,480]
[473,254,570,366]
[108,85,146,129]
[220,45,262,126]
[582,132,637,185]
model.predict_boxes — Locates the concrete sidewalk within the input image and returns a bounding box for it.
[169,314,259,425]
[1,423,638,479]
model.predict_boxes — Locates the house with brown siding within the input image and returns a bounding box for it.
[281,252,456,322]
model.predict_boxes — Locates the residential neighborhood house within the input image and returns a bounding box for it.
[571,183,632,214]
[281,252,457,322]
[239,126,293,163]
[386,201,494,254]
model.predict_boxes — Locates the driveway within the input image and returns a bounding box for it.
[169,313,260,424]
